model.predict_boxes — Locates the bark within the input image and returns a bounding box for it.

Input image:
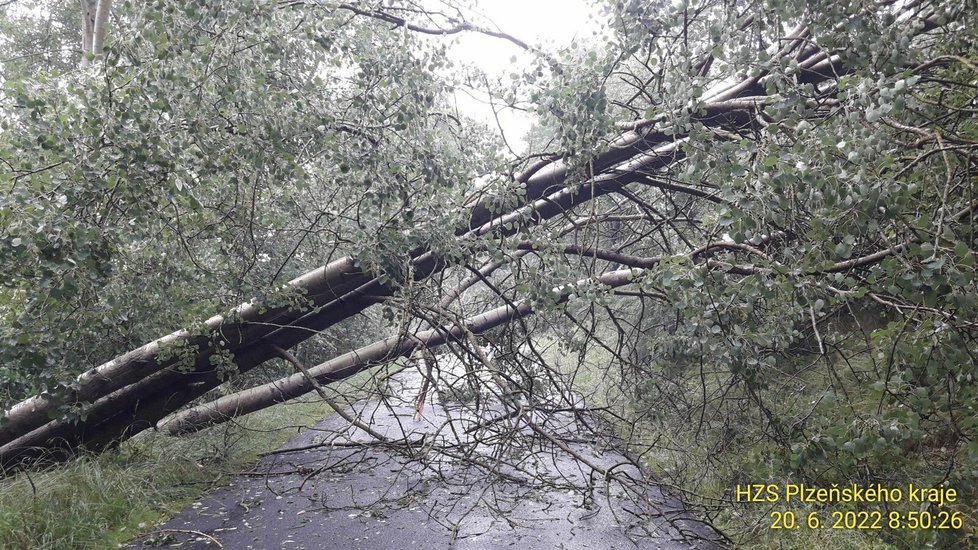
[0,277,387,466]
[0,256,364,446]
[79,0,96,66]
[91,0,112,56]
[161,268,642,434]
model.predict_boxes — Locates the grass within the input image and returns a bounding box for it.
[0,367,390,549]
[634,351,976,549]
[617,349,966,549]
[538,322,976,549]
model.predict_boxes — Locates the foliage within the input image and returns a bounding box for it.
[0,0,495,406]
[1,0,977,547]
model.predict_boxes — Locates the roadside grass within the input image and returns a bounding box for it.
[541,325,971,549]
[624,348,972,550]
[0,366,391,549]
[624,353,889,547]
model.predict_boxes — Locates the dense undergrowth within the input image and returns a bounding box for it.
[636,350,974,549]
[556,321,978,549]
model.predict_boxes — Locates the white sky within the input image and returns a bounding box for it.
[444,0,603,151]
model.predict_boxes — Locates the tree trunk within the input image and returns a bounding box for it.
[0,18,874,463]
[0,169,638,466]
[78,0,96,66]
[0,127,668,447]
[0,134,684,451]
[91,0,112,57]
[161,268,639,434]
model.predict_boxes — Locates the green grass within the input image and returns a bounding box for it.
[0,368,388,549]
[619,351,973,549]
[538,325,976,549]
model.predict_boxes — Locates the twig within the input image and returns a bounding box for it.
[271,345,390,443]
[809,305,825,355]
[142,529,223,548]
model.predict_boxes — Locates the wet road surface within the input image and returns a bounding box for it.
[126,369,725,549]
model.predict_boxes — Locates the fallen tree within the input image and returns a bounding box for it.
[160,267,643,435]
[0,25,813,457]
[161,188,978,435]
[0,0,966,474]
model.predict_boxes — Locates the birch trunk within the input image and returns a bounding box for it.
[162,268,639,434]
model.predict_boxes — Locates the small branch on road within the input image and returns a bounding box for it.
[271,344,391,444]
[140,529,223,548]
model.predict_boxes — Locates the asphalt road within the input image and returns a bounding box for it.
[126,369,726,549]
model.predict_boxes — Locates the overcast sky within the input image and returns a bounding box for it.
[444,0,604,151]
[0,1,606,150]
